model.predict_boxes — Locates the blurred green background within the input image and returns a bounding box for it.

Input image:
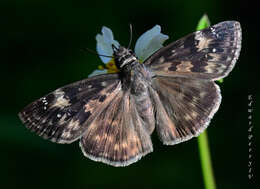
[0,0,259,189]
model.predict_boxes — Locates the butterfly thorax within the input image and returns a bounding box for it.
[113,46,138,69]
[113,46,152,94]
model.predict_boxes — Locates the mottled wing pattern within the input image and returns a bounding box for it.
[19,74,121,144]
[150,77,221,145]
[80,91,153,167]
[144,21,241,80]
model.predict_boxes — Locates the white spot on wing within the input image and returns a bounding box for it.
[61,131,71,138]
[51,89,71,108]
[227,56,232,61]
[159,56,165,63]
[101,82,107,87]
[195,31,213,51]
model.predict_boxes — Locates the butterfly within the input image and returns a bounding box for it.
[19,21,242,167]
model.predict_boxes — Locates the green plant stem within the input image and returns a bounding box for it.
[198,131,216,189]
[196,14,217,189]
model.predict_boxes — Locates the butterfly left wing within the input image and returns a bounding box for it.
[80,90,153,167]
[19,74,121,144]
[144,21,241,80]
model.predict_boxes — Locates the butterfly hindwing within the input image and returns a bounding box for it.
[80,91,153,167]
[144,21,241,80]
[150,76,221,145]
[19,74,121,144]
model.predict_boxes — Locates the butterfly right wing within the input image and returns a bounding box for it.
[19,74,122,144]
[144,21,241,81]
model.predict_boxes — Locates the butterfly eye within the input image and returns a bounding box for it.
[128,49,134,54]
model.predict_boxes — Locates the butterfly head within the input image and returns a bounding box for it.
[112,45,137,69]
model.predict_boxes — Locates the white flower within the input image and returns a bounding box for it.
[96,26,120,63]
[134,25,169,61]
[88,25,169,77]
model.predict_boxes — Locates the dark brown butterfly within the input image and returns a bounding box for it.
[19,21,242,167]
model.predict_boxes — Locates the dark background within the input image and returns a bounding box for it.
[0,0,259,189]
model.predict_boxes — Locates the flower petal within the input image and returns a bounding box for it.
[88,69,107,78]
[134,25,169,61]
[96,26,120,63]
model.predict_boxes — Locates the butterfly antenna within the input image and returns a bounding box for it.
[127,23,133,49]
[82,48,113,58]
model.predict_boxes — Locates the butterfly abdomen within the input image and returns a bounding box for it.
[127,63,155,134]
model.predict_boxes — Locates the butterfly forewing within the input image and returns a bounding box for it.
[19,74,120,143]
[144,21,241,80]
